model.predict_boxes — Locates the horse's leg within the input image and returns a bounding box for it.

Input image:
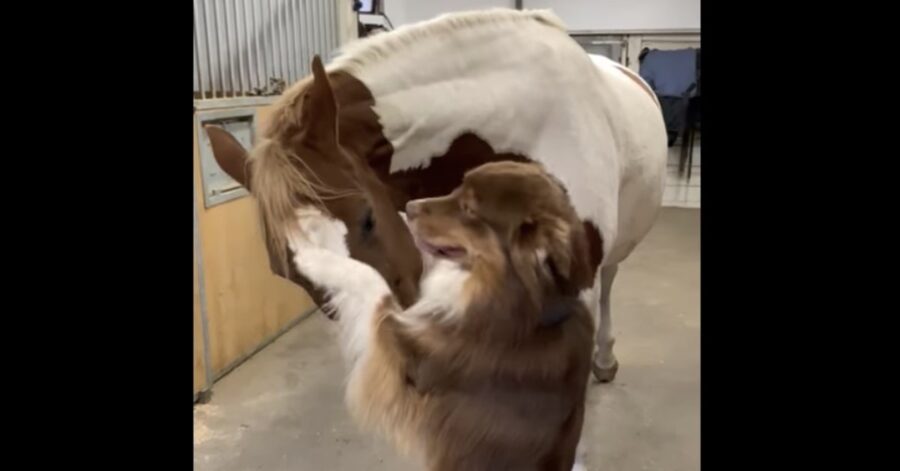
[592,264,619,382]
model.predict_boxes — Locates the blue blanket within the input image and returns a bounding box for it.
[639,48,697,98]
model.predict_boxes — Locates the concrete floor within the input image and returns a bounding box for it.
[194,208,699,471]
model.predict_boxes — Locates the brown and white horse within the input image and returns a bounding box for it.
[205,8,667,383]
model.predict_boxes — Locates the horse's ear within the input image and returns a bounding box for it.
[204,125,251,189]
[299,55,338,145]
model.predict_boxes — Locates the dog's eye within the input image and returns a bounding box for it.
[361,209,375,236]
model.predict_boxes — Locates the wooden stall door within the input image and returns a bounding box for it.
[194,106,316,379]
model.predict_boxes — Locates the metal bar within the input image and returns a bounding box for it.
[288,0,300,82]
[308,0,317,59]
[194,95,279,111]
[193,1,205,99]
[201,0,215,98]
[294,0,307,77]
[331,0,340,50]
[242,1,252,92]
[209,0,223,97]
[233,0,246,96]
[284,0,299,86]
[222,0,236,96]
[274,0,283,83]
[323,0,333,58]
[274,0,284,81]
[322,0,331,56]
[263,0,272,85]
[320,0,328,57]
[281,0,294,83]
[260,2,268,89]
[278,1,291,82]
[267,0,277,83]
[285,0,296,83]
[300,0,313,77]
[334,0,341,48]
[193,37,199,96]
[250,0,262,92]
[236,0,247,95]
[194,0,213,98]
[311,0,321,59]
[302,0,312,75]
[327,0,335,55]
[271,0,280,81]
[319,0,328,58]
[569,28,701,36]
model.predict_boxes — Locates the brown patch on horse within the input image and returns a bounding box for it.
[363,127,605,274]
[583,222,605,276]
[378,133,530,207]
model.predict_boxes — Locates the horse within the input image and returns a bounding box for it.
[204,8,667,384]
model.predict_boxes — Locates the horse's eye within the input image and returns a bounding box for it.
[361,209,375,235]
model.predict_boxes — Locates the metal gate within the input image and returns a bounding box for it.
[193,0,342,100]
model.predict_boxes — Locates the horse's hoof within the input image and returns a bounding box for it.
[592,358,619,383]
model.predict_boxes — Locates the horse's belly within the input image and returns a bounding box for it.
[594,59,668,266]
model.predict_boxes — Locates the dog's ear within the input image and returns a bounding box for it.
[539,216,574,281]
[509,212,575,308]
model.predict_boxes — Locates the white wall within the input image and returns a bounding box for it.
[524,0,698,31]
[383,0,515,27]
[382,0,699,31]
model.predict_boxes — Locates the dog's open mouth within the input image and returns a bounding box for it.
[414,237,467,259]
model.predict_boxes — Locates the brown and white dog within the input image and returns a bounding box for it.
[287,161,594,471]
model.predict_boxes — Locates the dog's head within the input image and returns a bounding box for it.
[405,161,591,313]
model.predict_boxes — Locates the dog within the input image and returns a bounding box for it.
[287,161,595,471]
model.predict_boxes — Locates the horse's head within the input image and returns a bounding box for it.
[204,56,422,308]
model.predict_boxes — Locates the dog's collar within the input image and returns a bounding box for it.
[538,298,572,327]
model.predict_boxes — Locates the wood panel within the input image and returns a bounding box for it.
[195,106,316,376]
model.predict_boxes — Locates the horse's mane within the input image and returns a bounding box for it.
[248,138,359,272]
